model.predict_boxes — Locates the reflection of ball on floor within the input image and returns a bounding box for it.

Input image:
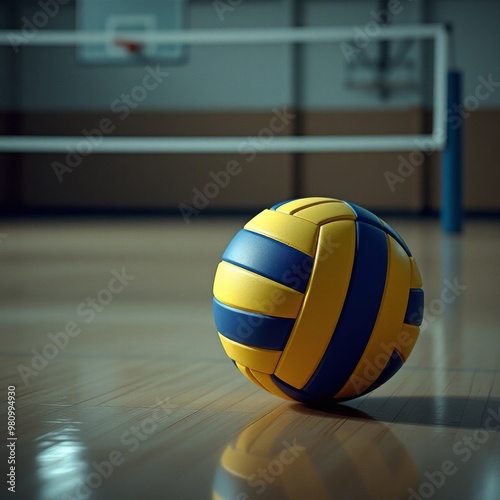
[213,408,419,500]
[213,197,424,404]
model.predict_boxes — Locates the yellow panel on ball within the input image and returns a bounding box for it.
[292,201,356,225]
[275,197,339,215]
[234,361,266,391]
[274,220,356,388]
[218,333,282,373]
[249,370,296,401]
[244,209,318,256]
[213,261,304,318]
[409,257,423,288]
[396,324,420,361]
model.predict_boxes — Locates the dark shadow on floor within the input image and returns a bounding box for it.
[290,396,500,429]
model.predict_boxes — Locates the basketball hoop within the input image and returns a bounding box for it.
[114,38,143,54]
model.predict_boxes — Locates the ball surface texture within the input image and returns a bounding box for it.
[213,197,424,404]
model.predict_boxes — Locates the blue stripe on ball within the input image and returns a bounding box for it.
[222,229,313,293]
[358,350,404,396]
[345,201,412,256]
[273,348,403,402]
[382,221,412,257]
[271,374,327,404]
[213,297,295,350]
[404,289,424,326]
[345,201,384,230]
[302,221,389,399]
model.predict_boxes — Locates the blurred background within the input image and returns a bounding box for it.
[0,0,499,217]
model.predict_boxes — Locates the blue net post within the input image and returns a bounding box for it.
[442,70,463,233]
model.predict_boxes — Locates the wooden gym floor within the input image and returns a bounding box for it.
[1,217,499,500]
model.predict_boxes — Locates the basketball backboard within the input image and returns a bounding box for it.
[76,0,186,65]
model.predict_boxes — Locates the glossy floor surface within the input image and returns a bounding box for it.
[1,217,499,500]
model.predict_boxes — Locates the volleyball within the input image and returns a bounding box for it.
[212,197,424,404]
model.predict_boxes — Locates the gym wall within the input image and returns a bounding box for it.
[1,0,499,214]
